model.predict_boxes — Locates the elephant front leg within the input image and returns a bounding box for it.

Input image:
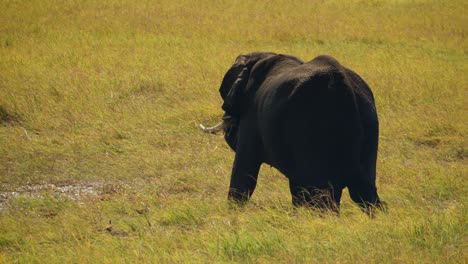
[228,154,261,204]
[227,119,262,204]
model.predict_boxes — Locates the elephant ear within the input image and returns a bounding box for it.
[221,67,250,151]
[218,52,277,151]
[217,55,250,151]
[221,67,249,120]
[219,53,276,118]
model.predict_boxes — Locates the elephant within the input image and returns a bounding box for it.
[200,52,385,215]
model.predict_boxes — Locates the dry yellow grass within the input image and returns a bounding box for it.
[0,0,466,262]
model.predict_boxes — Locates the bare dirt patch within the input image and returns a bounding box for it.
[0,181,127,211]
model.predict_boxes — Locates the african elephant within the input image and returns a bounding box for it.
[200,52,385,215]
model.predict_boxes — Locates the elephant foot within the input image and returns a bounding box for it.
[227,189,251,207]
[359,200,388,218]
[291,188,340,214]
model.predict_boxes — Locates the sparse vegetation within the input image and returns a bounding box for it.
[0,0,466,262]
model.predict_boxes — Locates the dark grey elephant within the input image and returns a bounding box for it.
[200,52,385,215]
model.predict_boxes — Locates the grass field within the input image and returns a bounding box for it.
[0,0,466,262]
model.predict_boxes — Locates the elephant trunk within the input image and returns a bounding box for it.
[199,121,225,134]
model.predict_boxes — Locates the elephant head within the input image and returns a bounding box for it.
[200,52,276,150]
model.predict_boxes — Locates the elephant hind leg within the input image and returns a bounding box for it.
[348,179,385,216]
[347,100,386,216]
[308,187,342,213]
[286,153,343,212]
[289,179,342,213]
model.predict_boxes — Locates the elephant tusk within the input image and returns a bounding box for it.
[199,121,224,134]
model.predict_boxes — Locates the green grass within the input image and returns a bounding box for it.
[0,0,466,262]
